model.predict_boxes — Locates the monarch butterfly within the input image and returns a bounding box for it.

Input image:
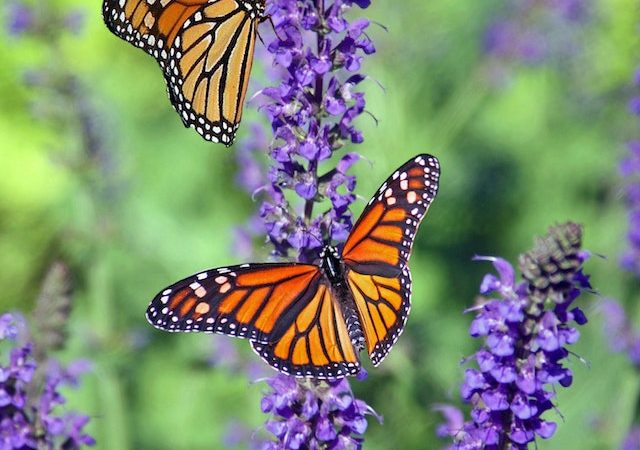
[146,154,440,378]
[102,0,265,146]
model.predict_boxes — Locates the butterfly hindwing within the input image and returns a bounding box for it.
[102,0,264,145]
[166,0,262,144]
[146,263,323,343]
[346,267,412,366]
[251,282,361,379]
[102,0,207,57]
[342,154,440,364]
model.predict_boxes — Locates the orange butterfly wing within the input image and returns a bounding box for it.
[147,263,321,342]
[147,263,361,378]
[103,0,264,145]
[342,154,440,365]
[251,282,361,379]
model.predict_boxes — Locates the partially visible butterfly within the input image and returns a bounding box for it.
[102,0,265,146]
[146,154,440,378]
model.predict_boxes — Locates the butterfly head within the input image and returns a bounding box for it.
[319,245,342,282]
[318,244,340,259]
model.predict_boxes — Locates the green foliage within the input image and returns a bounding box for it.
[1,0,638,448]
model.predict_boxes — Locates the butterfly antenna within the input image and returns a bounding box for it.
[309,232,324,248]
[264,15,287,41]
[256,27,267,47]
[371,20,388,32]
[364,109,379,126]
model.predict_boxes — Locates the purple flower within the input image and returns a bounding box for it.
[261,375,379,449]
[600,299,640,367]
[609,69,640,447]
[255,0,374,262]
[5,1,86,36]
[621,70,640,275]
[5,1,34,35]
[236,123,269,194]
[482,0,591,80]
[622,426,640,450]
[0,314,19,341]
[438,223,591,449]
[234,0,379,446]
[0,314,94,449]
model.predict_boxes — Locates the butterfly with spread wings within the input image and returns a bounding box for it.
[102,0,265,146]
[146,154,440,378]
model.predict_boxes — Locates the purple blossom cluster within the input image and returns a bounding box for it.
[255,0,374,261]
[620,68,640,275]
[600,299,640,367]
[438,223,591,449]
[235,1,380,447]
[622,426,640,450]
[260,375,378,450]
[610,66,640,450]
[5,0,85,36]
[483,0,589,65]
[0,313,94,449]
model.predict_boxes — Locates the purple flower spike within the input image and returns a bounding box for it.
[607,67,640,450]
[253,0,374,262]
[233,0,380,447]
[482,0,590,69]
[439,223,591,449]
[601,299,640,368]
[262,375,379,449]
[0,314,94,448]
[621,68,640,276]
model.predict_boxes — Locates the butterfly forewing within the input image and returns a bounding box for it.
[342,154,440,365]
[342,154,440,274]
[102,0,264,145]
[146,263,323,343]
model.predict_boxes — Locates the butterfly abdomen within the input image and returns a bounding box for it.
[341,302,366,352]
[319,246,366,352]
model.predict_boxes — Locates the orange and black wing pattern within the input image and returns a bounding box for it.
[342,154,440,275]
[146,262,322,343]
[343,154,440,365]
[146,263,361,378]
[251,281,361,379]
[102,0,265,145]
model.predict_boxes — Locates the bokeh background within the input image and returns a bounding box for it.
[1,0,639,448]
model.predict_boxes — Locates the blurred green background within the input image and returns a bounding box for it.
[0,0,639,448]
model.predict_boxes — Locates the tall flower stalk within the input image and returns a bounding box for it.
[3,1,121,447]
[438,223,591,449]
[483,0,590,66]
[620,68,640,275]
[256,0,373,262]
[0,263,95,449]
[603,65,640,450]
[235,0,379,447]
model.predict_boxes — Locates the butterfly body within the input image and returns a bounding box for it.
[103,0,266,145]
[147,154,441,378]
[318,245,367,353]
